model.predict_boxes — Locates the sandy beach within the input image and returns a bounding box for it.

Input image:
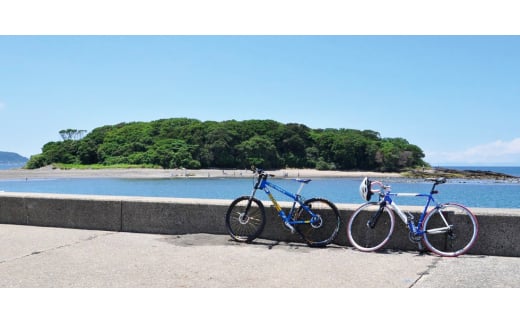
[0,166,402,180]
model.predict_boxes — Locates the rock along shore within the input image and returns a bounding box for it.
[404,167,519,181]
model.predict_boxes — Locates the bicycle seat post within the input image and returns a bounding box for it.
[296,182,305,198]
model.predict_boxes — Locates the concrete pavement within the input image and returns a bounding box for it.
[1,224,520,288]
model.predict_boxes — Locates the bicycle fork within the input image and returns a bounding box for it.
[241,185,261,224]
[368,202,386,229]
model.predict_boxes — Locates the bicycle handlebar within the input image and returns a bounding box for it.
[251,166,275,177]
[370,177,446,196]
[369,180,390,195]
[426,177,447,185]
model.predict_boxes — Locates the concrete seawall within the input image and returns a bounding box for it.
[1,192,519,257]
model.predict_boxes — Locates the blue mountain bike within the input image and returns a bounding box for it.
[347,177,479,257]
[225,168,341,247]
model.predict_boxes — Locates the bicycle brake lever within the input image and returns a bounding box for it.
[253,166,265,175]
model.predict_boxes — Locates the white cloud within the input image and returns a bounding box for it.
[426,138,520,165]
[0,101,5,111]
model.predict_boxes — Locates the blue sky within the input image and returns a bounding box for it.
[1,1,520,166]
[1,35,519,166]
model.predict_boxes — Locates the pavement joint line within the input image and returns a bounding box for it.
[0,231,117,265]
[409,256,443,288]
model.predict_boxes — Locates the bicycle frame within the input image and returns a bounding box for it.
[380,192,439,236]
[349,177,478,256]
[374,180,445,236]
[249,173,315,226]
[226,168,341,247]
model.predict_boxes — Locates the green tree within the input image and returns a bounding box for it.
[25,117,427,171]
[205,125,240,168]
[274,123,312,168]
[146,139,199,169]
[236,135,281,169]
[25,154,48,169]
[59,129,87,141]
[97,122,154,164]
[41,141,78,164]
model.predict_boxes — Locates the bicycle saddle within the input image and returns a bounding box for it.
[427,177,446,184]
[295,178,312,184]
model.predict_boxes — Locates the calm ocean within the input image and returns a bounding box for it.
[1,165,520,209]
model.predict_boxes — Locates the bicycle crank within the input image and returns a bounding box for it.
[408,231,423,244]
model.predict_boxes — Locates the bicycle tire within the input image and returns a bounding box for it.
[294,198,341,247]
[421,203,479,257]
[347,202,395,252]
[225,196,266,243]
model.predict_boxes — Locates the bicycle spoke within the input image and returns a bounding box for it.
[347,202,395,252]
[350,177,479,257]
[225,196,266,243]
[294,198,340,247]
[422,203,479,257]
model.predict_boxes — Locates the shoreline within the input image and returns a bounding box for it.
[2,166,517,182]
[0,167,403,180]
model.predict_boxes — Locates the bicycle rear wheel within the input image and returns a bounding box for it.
[421,203,479,257]
[347,202,395,252]
[294,198,340,247]
[225,196,266,243]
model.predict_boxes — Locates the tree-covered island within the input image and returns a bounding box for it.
[26,118,428,172]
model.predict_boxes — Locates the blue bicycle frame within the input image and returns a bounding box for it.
[381,192,439,235]
[252,173,315,227]
[376,179,445,236]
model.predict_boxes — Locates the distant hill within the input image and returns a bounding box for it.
[25,118,428,172]
[0,151,28,164]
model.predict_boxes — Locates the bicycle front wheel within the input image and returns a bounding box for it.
[422,203,479,257]
[347,202,395,252]
[225,196,266,243]
[295,198,341,247]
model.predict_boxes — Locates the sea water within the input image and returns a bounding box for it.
[1,169,520,209]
